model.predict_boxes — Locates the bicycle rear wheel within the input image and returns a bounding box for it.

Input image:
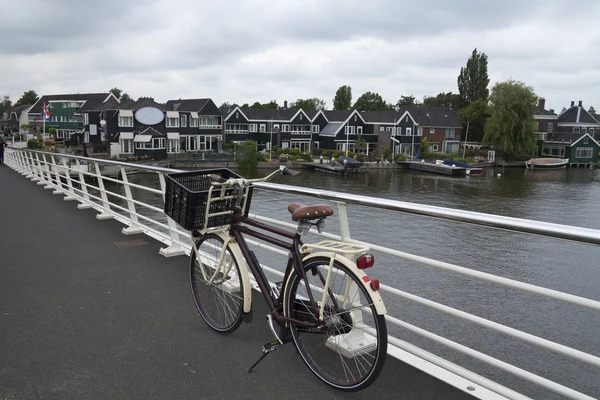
[190,233,244,333]
[283,256,387,391]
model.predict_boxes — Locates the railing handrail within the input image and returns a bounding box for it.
[253,182,600,246]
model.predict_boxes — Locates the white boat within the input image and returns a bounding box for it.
[525,158,569,169]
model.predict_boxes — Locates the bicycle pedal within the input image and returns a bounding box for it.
[261,339,281,354]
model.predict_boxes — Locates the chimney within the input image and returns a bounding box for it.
[283,100,288,109]
[578,100,583,107]
[571,101,575,107]
[549,109,555,114]
[538,97,545,112]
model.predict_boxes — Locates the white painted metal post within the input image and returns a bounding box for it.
[120,166,144,235]
[19,151,31,176]
[94,161,114,220]
[34,153,46,186]
[50,155,66,196]
[336,202,351,242]
[158,172,186,257]
[75,159,93,209]
[14,150,25,174]
[29,153,41,182]
[42,154,55,190]
[59,157,77,201]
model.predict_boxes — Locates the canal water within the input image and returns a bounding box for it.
[105,167,600,399]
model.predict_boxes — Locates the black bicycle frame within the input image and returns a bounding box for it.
[230,213,322,328]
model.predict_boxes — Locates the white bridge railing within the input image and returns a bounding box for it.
[4,147,600,400]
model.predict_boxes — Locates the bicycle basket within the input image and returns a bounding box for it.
[163,168,253,231]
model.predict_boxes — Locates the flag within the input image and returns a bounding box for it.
[43,102,51,121]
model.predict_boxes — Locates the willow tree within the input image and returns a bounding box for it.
[483,80,538,160]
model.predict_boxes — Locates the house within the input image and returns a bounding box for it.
[399,106,463,155]
[318,110,377,154]
[84,97,168,159]
[29,93,117,139]
[537,131,599,166]
[164,98,223,153]
[7,104,33,133]
[534,97,558,141]
[557,101,600,139]
[224,104,313,152]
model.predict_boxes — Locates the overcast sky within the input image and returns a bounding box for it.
[2,0,599,111]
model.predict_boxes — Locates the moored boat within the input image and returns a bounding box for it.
[525,158,569,169]
[438,159,483,175]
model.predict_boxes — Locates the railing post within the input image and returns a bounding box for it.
[94,161,114,220]
[157,172,186,257]
[59,157,78,202]
[21,151,33,177]
[29,152,41,182]
[120,166,144,235]
[34,153,47,186]
[75,159,93,209]
[335,202,351,242]
[13,150,25,173]
[42,154,55,190]
[51,155,66,196]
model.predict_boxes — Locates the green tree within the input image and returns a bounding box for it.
[0,95,11,114]
[423,92,467,110]
[109,87,122,98]
[15,90,39,106]
[251,101,262,108]
[588,106,597,119]
[291,98,326,111]
[483,80,537,161]
[457,48,490,103]
[353,92,393,112]
[236,140,258,171]
[333,85,352,110]
[261,100,279,109]
[458,99,490,143]
[120,93,131,102]
[395,95,419,108]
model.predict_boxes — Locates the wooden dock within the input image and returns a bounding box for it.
[398,161,467,176]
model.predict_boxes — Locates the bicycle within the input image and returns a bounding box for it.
[163,166,388,391]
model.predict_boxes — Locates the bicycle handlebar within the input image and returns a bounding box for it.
[209,165,290,188]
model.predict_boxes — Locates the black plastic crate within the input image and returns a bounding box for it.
[163,168,253,231]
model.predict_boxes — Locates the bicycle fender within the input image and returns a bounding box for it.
[300,252,387,316]
[212,231,253,316]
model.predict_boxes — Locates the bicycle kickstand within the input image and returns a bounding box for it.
[247,340,281,373]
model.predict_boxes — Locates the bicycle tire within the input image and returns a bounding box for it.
[189,233,244,333]
[283,256,387,391]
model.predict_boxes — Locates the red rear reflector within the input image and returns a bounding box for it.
[356,254,375,269]
[370,280,380,291]
[362,276,371,283]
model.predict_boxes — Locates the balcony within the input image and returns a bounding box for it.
[536,132,548,141]
[225,130,248,134]
[199,125,222,130]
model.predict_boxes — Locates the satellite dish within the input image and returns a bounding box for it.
[100,120,107,127]
[135,107,164,125]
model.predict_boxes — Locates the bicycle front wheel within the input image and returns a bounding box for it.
[190,233,244,333]
[283,256,387,391]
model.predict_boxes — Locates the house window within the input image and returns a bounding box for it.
[581,128,588,134]
[299,114,303,121]
[357,126,363,134]
[259,124,266,133]
[166,117,179,128]
[380,126,385,132]
[282,124,290,132]
[282,142,289,149]
[354,115,357,121]
[344,126,356,134]
[273,124,280,132]
[167,139,179,153]
[84,113,89,125]
[386,127,393,132]
[190,117,198,127]
[573,127,580,133]
[542,146,565,157]
[312,125,319,133]
[430,128,435,134]
[119,116,133,127]
[406,127,412,136]
[249,124,257,132]
[153,138,166,149]
[584,137,588,144]
[314,141,319,148]
[181,115,187,128]
[236,112,239,119]
[576,147,593,158]
[417,127,423,136]
[445,128,455,139]
[120,139,133,154]
[548,123,553,133]
[429,144,439,152]
[405,116,408,122]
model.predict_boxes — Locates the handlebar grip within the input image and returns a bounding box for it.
[209,174,227,184]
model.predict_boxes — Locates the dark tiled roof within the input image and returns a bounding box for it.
[30,93,113,113]
[236,108,301,121]
[165,98,210,112]
[91,98,122,111]
[404,106,462,128]
[535,108,557,116]
[10,104,32,117]
[324,110,353,122]
[558,106,600,124]
[304,110,318,119]
[138,127,165,137]
[360,111,397,123]
[118,97,165,111]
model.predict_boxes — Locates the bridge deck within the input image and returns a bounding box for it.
[0,166,474,400]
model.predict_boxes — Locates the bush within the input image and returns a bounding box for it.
[312,148,324,157]
[356,153,365,162]
[298,153,313,162]
[382,148,392,161]
[27,138,43,149]
[395,153,408,162]
[322,149,333,158]
[222,142,234,151]
[257,152,269,162]
[236,140,258,171]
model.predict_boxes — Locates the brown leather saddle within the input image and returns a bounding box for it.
[287,202,334,221]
